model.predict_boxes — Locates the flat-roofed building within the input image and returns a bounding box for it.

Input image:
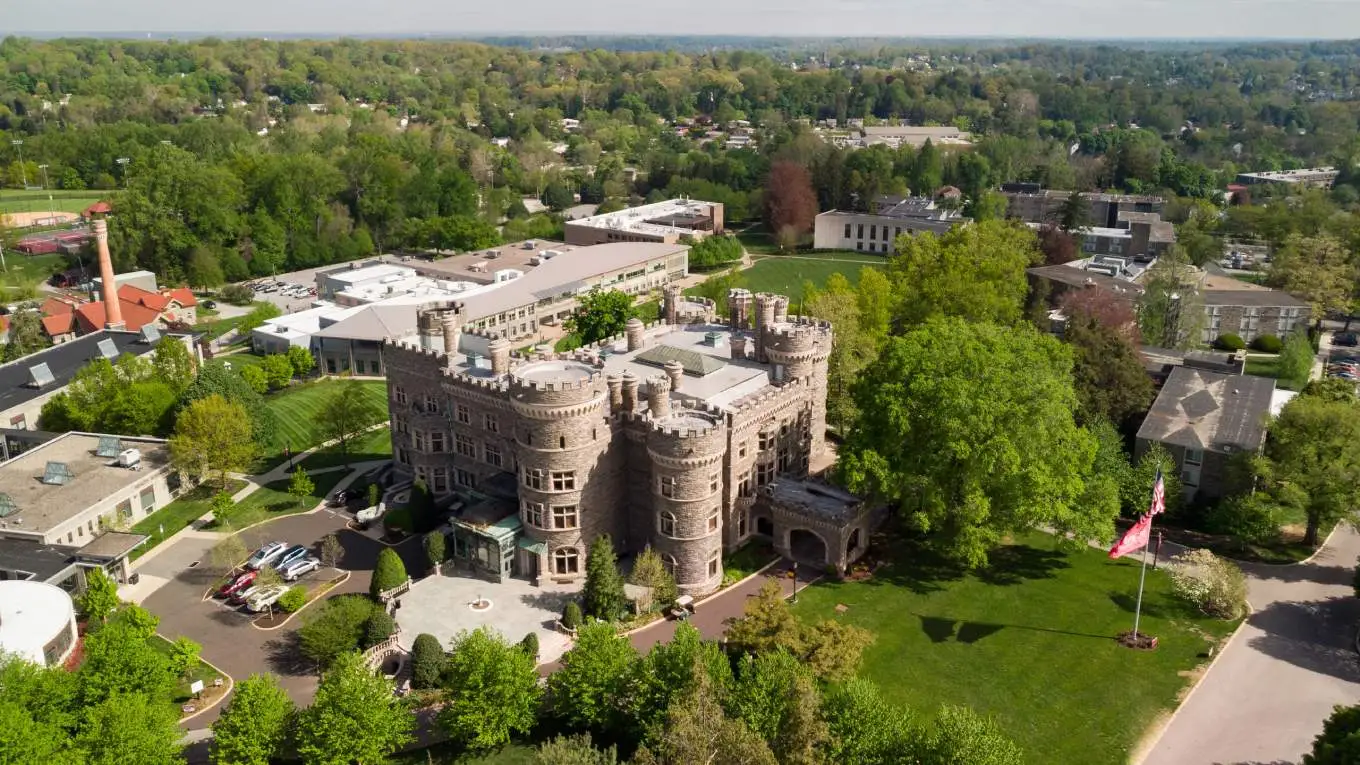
[1236,167,1338,189]
[564,199,724,246]
[1002,187,1166,227]
[814,196,966,254]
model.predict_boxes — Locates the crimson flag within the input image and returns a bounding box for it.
[1109,514,1152,559]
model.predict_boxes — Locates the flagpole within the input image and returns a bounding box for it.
[1131,528,1151,638]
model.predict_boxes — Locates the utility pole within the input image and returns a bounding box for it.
[10,140,26,189]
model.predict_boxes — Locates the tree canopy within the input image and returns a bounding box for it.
[888,220,1041,329]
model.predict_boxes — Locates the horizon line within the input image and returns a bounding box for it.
[6,31,1360,43]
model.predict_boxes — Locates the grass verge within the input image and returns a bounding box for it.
[789,531,1240,765]
[129,479,249,560]
[217,471,348,529]
[148,634,223,705]
[256,379,388,470]
[722,539,778,586]
[298,426,393,471]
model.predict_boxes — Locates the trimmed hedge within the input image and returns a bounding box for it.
[1215,333,1246,351]
[1250,334,1283,353]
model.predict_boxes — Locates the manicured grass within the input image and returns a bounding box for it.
[2,252,70,287]
[734,256,886,306]
[1244,355,1305,391]
[256,379,388,470]
[790,532,1240,765]
[148,634,222,705]
[218,470,348,529]
[129,480,249,559]
[297,426,393,471]
[722,538,778,586]
[0,189,106,215]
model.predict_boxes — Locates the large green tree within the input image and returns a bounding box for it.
[315,380,384,469]
[294,652,413,765]
[170,394,256,487]
[631,659,777,765]
[547,620,639,736]
[3,310,49,362]
[888,220,1041,328]
[582,533,628,622]
[839,317,1119,566]
[211,674,296,765]
[1305,704,1360,765]
[1255,390,1360,545]
[438,627,541,751]
[1063,313,1154,426]
[75,692,185,765]
[822,678,918,765]
[1269,233,1354,325]
[565,289,635,345]
[1137,250,1207,350]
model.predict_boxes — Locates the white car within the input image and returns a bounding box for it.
[279,556,320,581]
[244,584,289,613]
[246,541,290,570]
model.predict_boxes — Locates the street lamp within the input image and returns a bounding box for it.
[37,164,52,209]
[115,157,130,188]
[10,140,26,189]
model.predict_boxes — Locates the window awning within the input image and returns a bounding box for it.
[516,538,546,555]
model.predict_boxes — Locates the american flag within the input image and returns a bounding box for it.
[1148,469,1165,517]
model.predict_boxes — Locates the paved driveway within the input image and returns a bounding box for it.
[1141,525,1360,765]
[140,510,423,729]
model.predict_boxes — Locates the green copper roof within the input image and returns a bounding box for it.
[635,345,727,377]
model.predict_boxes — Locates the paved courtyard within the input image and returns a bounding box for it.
[394,574,578,664]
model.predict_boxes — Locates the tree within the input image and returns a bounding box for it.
[1166,549,1248,619]
[187,246,225,288]
[0,310,46,363]
[547,620,639,735]
[294,652,414,765]
[629,545,678,610]
[889,220,1041,328]
[1304,705,1360,765]
[1063,313,1154,426]
[917,705,1023,765]
[170,394,256,487]
[78,567,120,624]
[1255,392,1360,545]
[315,380,383,469]
[632,659,778,765]
[211,674,295,765]
[838,318,1119,566]
[0,696,71,765]
[371,548,407,599]
[520,631,540,659]
[565,289,634,345]
[631,622,733,743]
[1058,285,1139,340]
[77,619,173,708]
[1269,234,1354,325]
[75,692,184,765]
[583,533,627,622]
[1278,328,1314,386]
[410,633,446,690]
[167,636,202,681]
[362,611,396,649]
[151,337,196,393]
[297,595,381,668]
[286,345,315,377]
[1036,224,1079,265]
[966,190,1009,223]
[260,355,294,390]
[240,365,269,394]
[438,627,542,751]
[724,580,874,682]
[823,678,918,765]
[237,303,283,335]
[728,650,813,745]
[178,363,275,446]
[423,531,446,570]
[536,733,620,765]
[912,139,944,197]
[764,161,817,251]
[1055,191,1092,233]
[1138,250,1206,350]
[288,467,315,501]
[562,600,583,630]
[407,480,439,533]
[209,534,249,575]
[210,490,237,526]
[684,235,744,270]
[542,179,576,211]
[318,533,344,568]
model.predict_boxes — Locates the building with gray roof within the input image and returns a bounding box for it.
[1136,367,1275,500]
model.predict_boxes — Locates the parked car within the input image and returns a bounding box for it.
[1335,333,1358,347]
[244,584,290,613]
[279,556,320,581]
[246,541,290,570]
[202,299,217,309]
[217,570,258,598]
[228,584,264,606]
[272,544,310,571]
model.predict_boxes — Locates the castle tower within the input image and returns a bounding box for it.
[488,337,511,376]
[626,317,646,351]
[753,292,779,364]
[509,359,618,583]
[727,288,753,331]
[645,407,728,595]
[663,283,682,325]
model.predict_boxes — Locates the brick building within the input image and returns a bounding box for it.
[382,287,856,596]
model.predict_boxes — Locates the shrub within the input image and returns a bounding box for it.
[370,548,408,599]
[1251,334,1283,353]
[1204,494,1282,545]
[561,601,583,630]
[1167,549,1248,619]
[411,633,446,689]
[1215,333,1246,351]
[423,531,446,569]
[298,594,381,667]
[261,354,294,390]
[363,610,396,649]
[278,586,308,613]
[286,345,315,377]
[219,284,254,305]
[240,364,269,394]
[519,632,539,660]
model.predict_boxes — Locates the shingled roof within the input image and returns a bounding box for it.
[1137,367,1276,454]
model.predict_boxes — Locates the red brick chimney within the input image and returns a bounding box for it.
[92,218,124,330]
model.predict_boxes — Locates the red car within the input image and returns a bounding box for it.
[217,570,258,599]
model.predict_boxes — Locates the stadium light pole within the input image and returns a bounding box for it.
[37,165,53,209]
[116,157,131,188]
[10,140,26,189]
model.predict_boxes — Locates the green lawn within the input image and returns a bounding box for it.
[735,256,887,306]
[129,480,249,560]
[1243,355,1305,391]
[256,379,388,470]
[0,189,106,215]
[148,635,222,705]
[790,532,1239,765]
[218,470,348,529]
[722,539,778,586]
[2,252,70,288]
[297,426,393,471]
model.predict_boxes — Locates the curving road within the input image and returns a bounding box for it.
[1140,524,1360,765]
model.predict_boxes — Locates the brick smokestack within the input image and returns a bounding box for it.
[92,219,124,330]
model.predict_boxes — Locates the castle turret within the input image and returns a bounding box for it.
[645,407,728,595]
[730,334,748,361]
[621,371,639,412]
[606,374,623,413]
[488,337,511,376]
[663,283,682,325]
[626,317,646,352]
[441,312,461,355]
[648,375,672,419]
[753,292,779,364]
[727,288,753,331]
[663,360,684,393]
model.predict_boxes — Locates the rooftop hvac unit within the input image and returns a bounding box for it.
[542,250,561,259]
[486,250,501,259]
[528,257,542,266]
[118,449,142,469]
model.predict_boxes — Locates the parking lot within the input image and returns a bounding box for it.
[139,509,424,727]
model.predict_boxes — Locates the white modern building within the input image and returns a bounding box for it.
[0,580,78,666]
[564,199,724,246]
[813,196,965,254]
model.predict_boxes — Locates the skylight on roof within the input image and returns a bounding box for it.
[28,363,54,388]
[0,493,16,518]
[635,345,728,377]
[95,436,123,458]
[96,338,118,360]
[41,461,75,486]
[140,325,162,344]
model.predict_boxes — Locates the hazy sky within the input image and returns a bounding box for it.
[9,0,1360,40]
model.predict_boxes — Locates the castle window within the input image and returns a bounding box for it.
[739,474,752,498]
[708,549,720,578]
[559,436,566,449]
[484,443,503,467]
[551,471,576,491]
[430,432,446,453]
[659,475,675,498]
[456,434,476,458]
[455,469,476,488]
[395,417,408,435]
[397,447,409,465]
[553,547,580,574]
[738,442,747,458]
[523,501,544,528]
[709,473,720,493]
[707,509,719,532]
[394,386,407,405]
[424,395,439,414]
[661,552,677,577]
[779,449,791,472]
[552,505,579,530]
[413,431,427,452]
[738,511,748,536]
[758,432,775,451]
[780,420,789,436]
[455,404,470,424]
[433,468,449,493]
[756,463,775,487]
[659,510,677,537]
[524,469,545,490]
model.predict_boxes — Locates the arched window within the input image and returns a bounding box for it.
[661,552,677,578]
[559,435,566,449]
[553,547,580,575]
[658,511,677,538]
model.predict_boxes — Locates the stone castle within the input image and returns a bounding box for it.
[382,285,837,595]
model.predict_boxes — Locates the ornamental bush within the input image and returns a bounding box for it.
[1215,333,1246,351]
[1204,494,1281,545]
[519,632,539,660]
[562,601,583,630]
[278,586,308,613]
[1251,334,1283,353]
[363,610,397,649]
[411,633,446,689]
[1167,549,1248,619]
[219,284,254,305]
[370,548,408,599]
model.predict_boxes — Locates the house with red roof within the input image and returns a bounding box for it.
[41,285,197,341]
